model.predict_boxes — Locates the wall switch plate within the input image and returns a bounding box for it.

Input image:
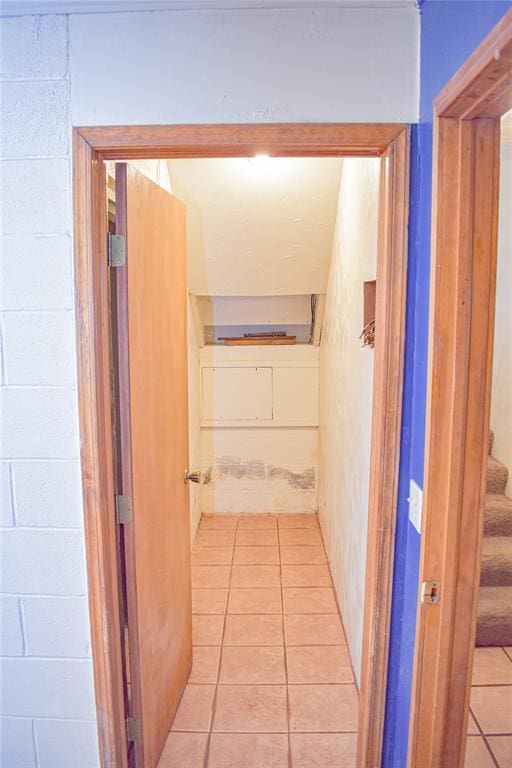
[409,479,423,534]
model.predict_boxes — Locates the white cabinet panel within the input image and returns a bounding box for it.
[272,367,319,425]
[202,367,272,422]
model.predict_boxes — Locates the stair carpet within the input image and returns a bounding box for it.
[477,432,512,646]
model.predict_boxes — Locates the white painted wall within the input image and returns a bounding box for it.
[126,159,173,193]
[169,158,342,296]
[197,294,312,326]
[187,298,203,536]
[106,159,172,192]
[0,7,418,765]
[200,345,319,515]
[69,8,418,126]
[318,158,380,685]
[490,141,512,495]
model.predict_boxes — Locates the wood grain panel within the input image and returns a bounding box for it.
[73,133,128,767]
[435,7,512,119]
[357,127,410,768]
[73,122,409,768]
[408,117,501,768]
[118,165,193,768]
[408,10,512,767]
[76,123,405,159]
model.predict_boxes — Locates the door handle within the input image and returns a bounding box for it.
[184,470,201,484]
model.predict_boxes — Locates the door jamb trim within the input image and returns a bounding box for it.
[72,122,410,767]
[408,9,512,768]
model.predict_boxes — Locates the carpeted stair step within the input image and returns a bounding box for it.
[476,586,512,646]
[484,494,512,537]
[487,457,509,495]
[480,537,512,586]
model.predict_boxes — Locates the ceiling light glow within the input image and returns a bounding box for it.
[248,154,271,169]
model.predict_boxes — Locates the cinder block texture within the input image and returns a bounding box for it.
[0,11,93,758]
[0,529,87,595]
[0,598,24,656]
[1,80,69,159]
[23,596,91,657]
[1,464,14,526]
[0,658,96,719]
[2,312,76,386]
[1,389,79,459]
[0,15,68,79]
[0,716,36,768]
[13,460,82,528]
[35,718,99,768]
[2,159,70,235]
[0,236,73,310]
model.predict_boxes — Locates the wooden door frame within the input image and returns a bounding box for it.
[408,10,512,768]
[73,123,410,767]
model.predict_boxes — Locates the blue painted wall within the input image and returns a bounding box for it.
[382,2,512,766]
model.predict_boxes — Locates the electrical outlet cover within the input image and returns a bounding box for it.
[409,479,423,534]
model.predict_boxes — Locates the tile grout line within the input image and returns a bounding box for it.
[177,682,356,687]
[315,515,358,689]
[171,729,359,735]
[202,516,238,768]
[468,701,506,768]
[481,735,501,768]
[176,515,356,767]
[277,520,293,768]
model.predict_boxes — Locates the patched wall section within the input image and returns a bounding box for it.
[199,345,319,515]
[201,442,319,516]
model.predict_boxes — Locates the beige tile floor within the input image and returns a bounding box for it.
[465,646,512,767]
[158,513,358,768]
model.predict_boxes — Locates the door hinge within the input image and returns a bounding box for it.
[108,233,126,267]
[421,580,441,604]
[126,716,141,742]
[116,494,132,524]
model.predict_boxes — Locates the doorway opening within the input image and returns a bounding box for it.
[463,107,512,768]
[73,124,409,768]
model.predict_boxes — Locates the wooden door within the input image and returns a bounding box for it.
[112,163,192,768]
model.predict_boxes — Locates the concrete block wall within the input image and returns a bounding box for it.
[0,15,98,768]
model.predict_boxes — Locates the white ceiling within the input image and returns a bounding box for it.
[1,0,418,16]
[169,157,342,296]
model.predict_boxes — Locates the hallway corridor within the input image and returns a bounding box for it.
[158,513,358,767]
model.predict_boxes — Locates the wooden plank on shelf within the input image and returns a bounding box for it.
[222,337,297,346]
